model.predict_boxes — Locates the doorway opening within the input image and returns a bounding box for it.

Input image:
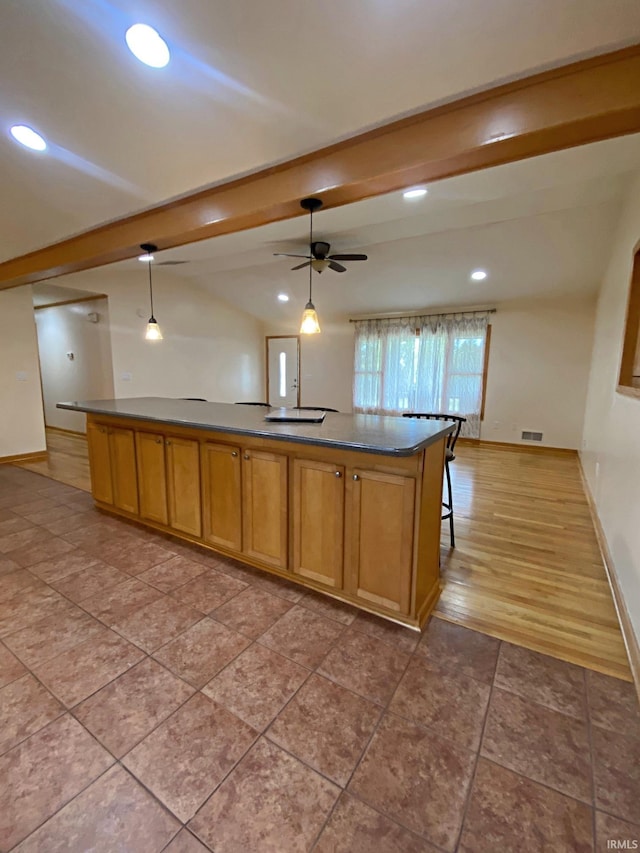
[32,285,115,436]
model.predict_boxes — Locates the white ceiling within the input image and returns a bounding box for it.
[85,132,639,322]
[2,0,640,262]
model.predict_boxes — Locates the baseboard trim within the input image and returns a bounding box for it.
[0,450,48,465]
[45,425,87,438]
[460,438,577,456]
[578,453,640,701]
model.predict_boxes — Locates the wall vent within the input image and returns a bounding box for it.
[521,430,543,442]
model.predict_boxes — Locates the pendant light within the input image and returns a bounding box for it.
[299,198,321,335]
[140,242,163,341]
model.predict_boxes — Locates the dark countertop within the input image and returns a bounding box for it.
[58,397,454,457]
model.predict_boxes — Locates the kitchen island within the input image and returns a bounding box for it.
[59,398,453,629]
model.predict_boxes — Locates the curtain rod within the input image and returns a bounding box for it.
[349,308,496,323]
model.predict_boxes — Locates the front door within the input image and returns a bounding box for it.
[267,336,300,408]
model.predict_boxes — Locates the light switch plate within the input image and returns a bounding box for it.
[16,371,27,381]
[121,372,132,381]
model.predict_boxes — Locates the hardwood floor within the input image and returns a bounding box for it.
[438,442,631,681]
[14,429,631,680]
[16,428,91,492]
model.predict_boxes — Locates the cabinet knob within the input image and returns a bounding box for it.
[165,440,172,446]
[352,474,360,481]
[155,438,162,444]
[243,453,250,460]
[335,471,342,478]
[231,451,238,458]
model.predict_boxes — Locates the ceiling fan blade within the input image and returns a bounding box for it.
[328,261,347,273]
[328,253,368,261]
[291,261,311,271]
[274,253,311,258]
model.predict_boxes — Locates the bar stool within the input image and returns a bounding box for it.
[402,413,466,548]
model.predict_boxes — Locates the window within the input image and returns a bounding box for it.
[618,247,640,395]
[353,312,491,437]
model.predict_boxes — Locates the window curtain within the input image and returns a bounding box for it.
[353,311,490,437]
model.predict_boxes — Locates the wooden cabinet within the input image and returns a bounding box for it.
[87,422,113,505]
[86,413,446,629]
[202,441,242,552]
[292,458,344,588]
[87,422,137,513]
[136,432,168,525]
[166,436,201,538]
[242,449,288,569]
[135,431,200,537]
[347,468,415,614]
[109,427,139,515]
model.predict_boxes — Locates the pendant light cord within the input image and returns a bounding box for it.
[148,259,155,318]
[308,205,313,303]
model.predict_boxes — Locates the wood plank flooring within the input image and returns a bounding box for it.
[14,429,631,680]
[438,443,631,681]
[16,428,91,492]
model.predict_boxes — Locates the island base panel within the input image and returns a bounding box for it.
[86,413,445,630]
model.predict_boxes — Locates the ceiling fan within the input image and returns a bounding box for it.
[274,197,368,273]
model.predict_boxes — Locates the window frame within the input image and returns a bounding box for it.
[352,320,492,417]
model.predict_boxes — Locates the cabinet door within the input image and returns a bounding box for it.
[202,442,242,553]
[136,432,168,525]
[87,422,113,505]
[242,449,288,569]
[292,458,344,588]
[166,436,201,537]
[347,469,415,614]
[109,427,138,514]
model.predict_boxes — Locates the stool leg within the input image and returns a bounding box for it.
[445,459,455,548]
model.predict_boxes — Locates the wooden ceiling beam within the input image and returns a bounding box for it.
[2,45,640,290]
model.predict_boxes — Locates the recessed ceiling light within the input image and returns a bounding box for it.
[471,269,487,281]
[277,293,289,302]
[10,125,47,151]
[403,188,428,200]
[138,253,154,262]
[125,24,170,68]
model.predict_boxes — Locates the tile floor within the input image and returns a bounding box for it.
[0,464,639,852]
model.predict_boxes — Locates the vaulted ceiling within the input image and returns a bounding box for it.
[2,0,640,263]
[60,133,640,322]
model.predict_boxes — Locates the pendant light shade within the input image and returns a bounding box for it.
[145,318,163,340]
[140,242,163,341]
[300,300,321,334]
[299,198,322,335]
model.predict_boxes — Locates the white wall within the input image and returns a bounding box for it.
[35,298,115,433]
[582,169,640,641]
[482,298,595,447]
[267,296,595,447]
[59,269,266,404]
[0,286,46,458]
